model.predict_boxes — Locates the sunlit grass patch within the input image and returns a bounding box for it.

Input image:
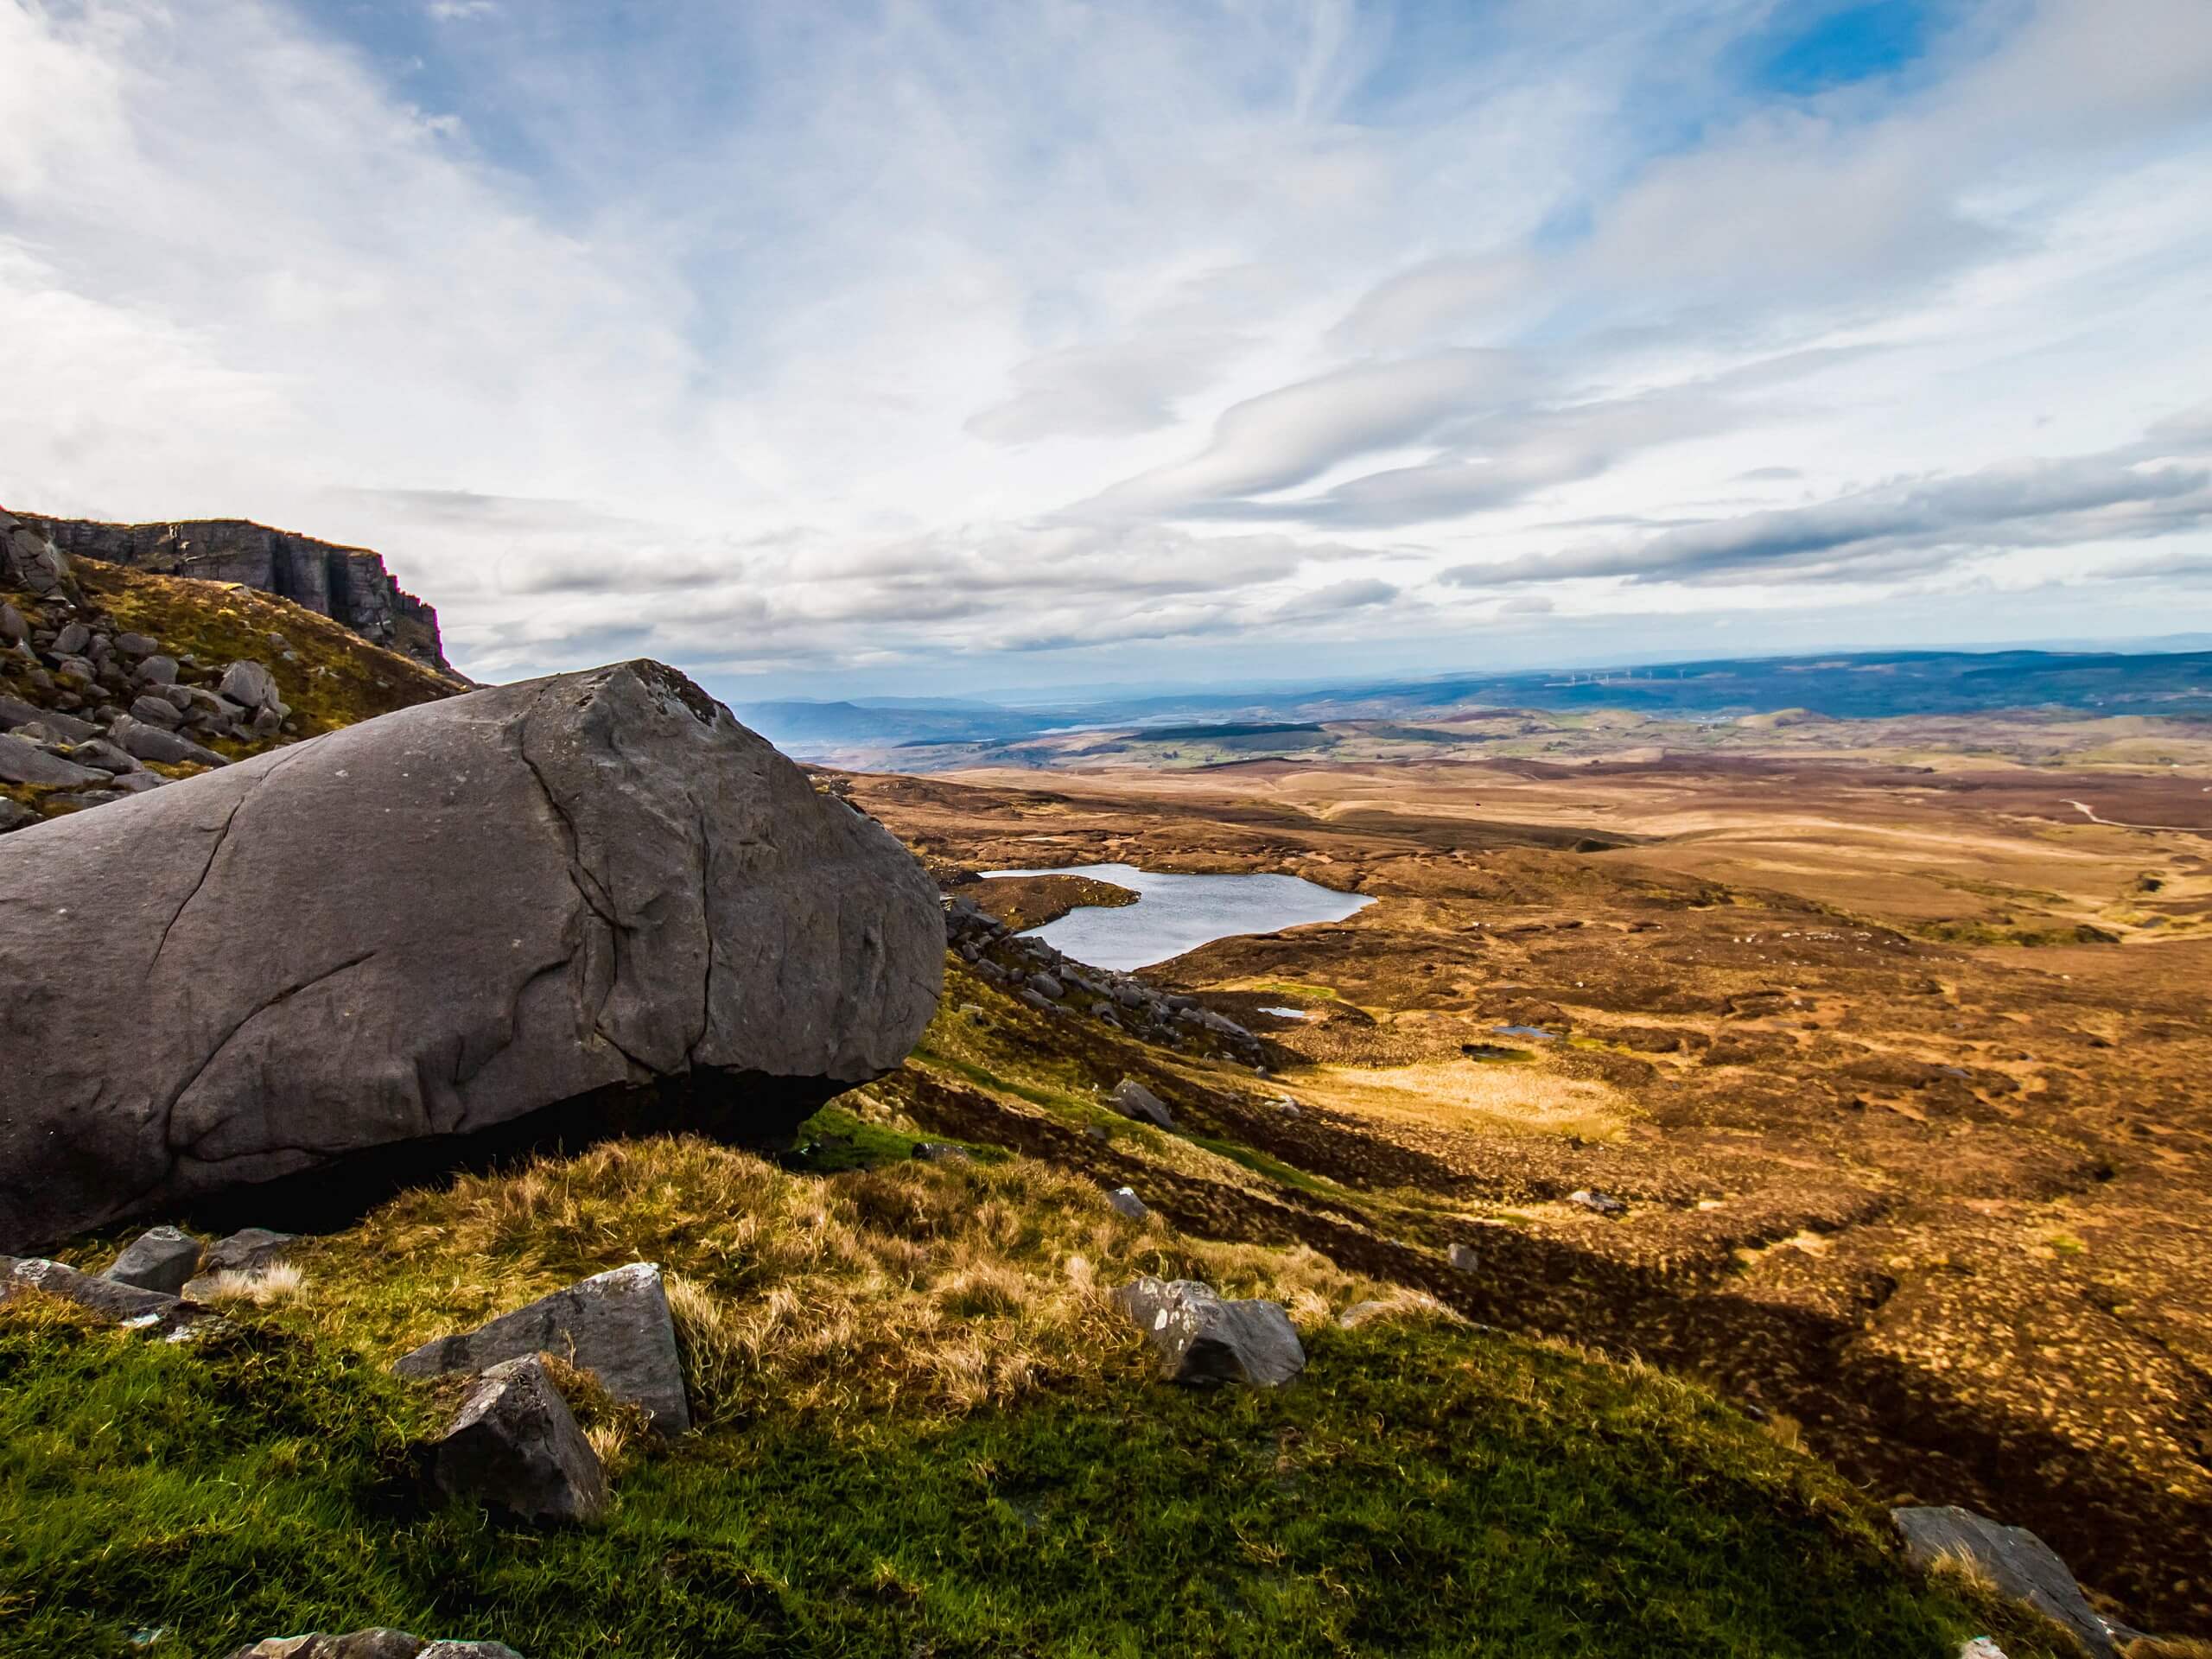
[1303,1059,1632,1143]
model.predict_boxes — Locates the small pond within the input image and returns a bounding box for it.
[980,861,1374,973]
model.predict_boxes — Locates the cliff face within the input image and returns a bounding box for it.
[18,514,452,675]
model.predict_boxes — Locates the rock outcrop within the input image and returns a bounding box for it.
[397,1262,690,1435]
[0,661,944,1251]
[18,512,451,673]
[1112,1276,1306,1388]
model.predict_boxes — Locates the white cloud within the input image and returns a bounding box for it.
[0,0,2207,696]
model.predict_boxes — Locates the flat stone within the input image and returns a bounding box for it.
[2,1255,182,1322]
[129,693,186,728]
[0,696,98,741]
[1109,1078,1175,1129]
[224,1633,429,1659]
[1111,1276,1306,1388]
[1894,1505,2116,1656]
[68,738,142,774]
[1106,1185,1148,1220]
[428,1354,606,1523]
[396,1262,689,1434]
[0,733,105,787]
[52,621,90,657]
[114,632,158,658]
[108,714,226,767]
[0,798,33,832]
[134,653,181,687]
[105,1226,204,1294]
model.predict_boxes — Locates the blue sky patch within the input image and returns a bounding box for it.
[1749,0,1935,96]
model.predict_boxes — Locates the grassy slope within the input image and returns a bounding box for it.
[3,1126,2073,1658]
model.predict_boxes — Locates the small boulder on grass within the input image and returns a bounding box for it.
[1106,1185,1148,1220]
[1109,1078,1174,1128]
[224,1635,525,1659]
[396,1262,690,1435]
[104,1225,202,1294]
[1112,1276,1305,1388]
[428,1355,607,1525]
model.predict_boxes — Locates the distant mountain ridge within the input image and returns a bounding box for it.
[738,645,2212,762]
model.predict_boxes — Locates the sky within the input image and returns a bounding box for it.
[3,0,2210,702]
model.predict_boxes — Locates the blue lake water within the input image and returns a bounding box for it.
[981,861,1375,972]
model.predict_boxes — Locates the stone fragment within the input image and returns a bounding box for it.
[129,693,185,728]
[911,1142,975,1162]
[114,632,158,658]
[0,799,32,832]
[1106,1185,1148,1220]
[427,1354,606,1523]
[0,602,24,645]
[1893,1506,2118,1656]
[1567,1189,1627,1217]
[1111,1276,1305,1388]
[224,1632,431,1659]
[52,621,90,657]
[105,1226,203,1294]
[396,1262,689,1434]
[1028,972,1064,999]
[67,739,141,774]
[1109,1078,1175,1129]
[134,652,181,686]
[219,659,281,711]
[1447,1243,1479,1273]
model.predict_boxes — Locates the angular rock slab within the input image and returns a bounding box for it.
[1109,1078,1175,1129]
[3,1255,182,1323]
[1894,1505,2117,1657]
[0,659,944,1251]
[105,1226,204,1294]
[397,1262,689,1435]
[1112,1276,1306,1388]
[429,1355,606,1523]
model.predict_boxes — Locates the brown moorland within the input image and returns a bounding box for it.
[842,733,2212,1638]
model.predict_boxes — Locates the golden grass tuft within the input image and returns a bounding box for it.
[197,1264,306,1306]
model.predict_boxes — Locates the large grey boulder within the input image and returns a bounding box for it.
[427,1354,607,1522]
[397,1262,689,1434]
[105,1225,203,1294]
[1893,1505,2118,1656]
[1111,1276,1306,1388]
[0,661,943,1250]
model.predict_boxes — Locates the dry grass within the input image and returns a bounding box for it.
[1303,1059,1631,1143]
[307,1135,1395,1428]
[195,1263,306,1306]
[2126,1641,2212,1658]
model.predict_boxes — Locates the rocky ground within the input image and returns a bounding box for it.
[0,511,457,833]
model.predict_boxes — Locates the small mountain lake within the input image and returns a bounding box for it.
[980,861,1374,972]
